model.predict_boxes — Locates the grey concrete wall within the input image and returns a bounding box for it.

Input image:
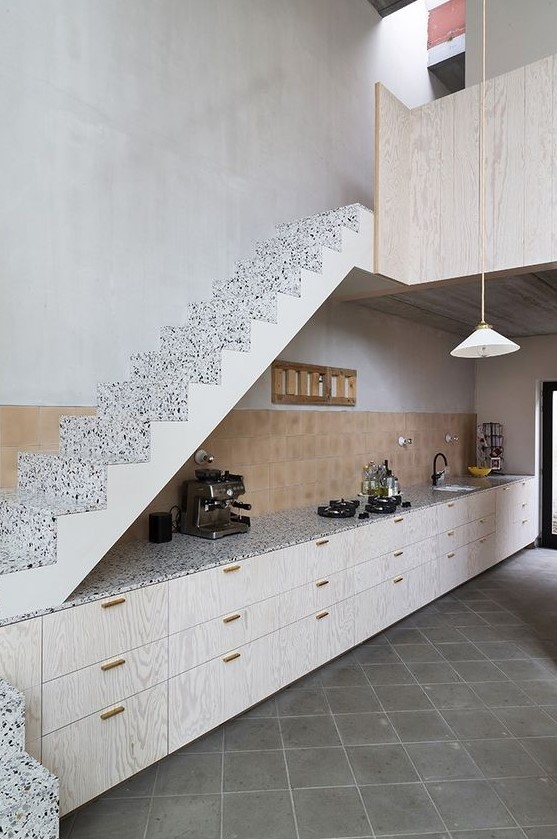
[0,0,443,405]
[466,0,557,84]
[239,301,476,413]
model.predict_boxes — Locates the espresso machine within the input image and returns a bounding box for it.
[180,469,251,539]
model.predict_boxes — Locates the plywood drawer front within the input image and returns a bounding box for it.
[378,535,440,581]
[169,657,223,753]
[43,638,168,735]
[169,596,281,677]
[384,507,438,552]
[222,631,282,721]
[42,583,168,681]
[354,584,390,645]
[43,682,167,816]
[439,514,495,554]
[280,568,354,626]
[168,550,291,634]
[315,597,354,666]
[0,617,41,689]
[279,613,318,687]
[468,489,496,520]
[469,532,496,575]
[438,498,471,531]
[438,544,470,594]
[351,520,394,563]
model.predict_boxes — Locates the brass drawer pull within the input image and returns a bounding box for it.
[393,550,404,557]
[101,597,126,609]
[393,576,404,584]
[480,538,486,544]
[223,564,241,573]
[100,705,125,721]
[315,539,329,547]
[480,519,486,524]
[316,611,329,620]
[447,502,455,508]
[223,613,241,624]
[447,551,455,558]
[223,652,241,663]
[447,530,455,536]
[100,658,126,672]
[522,519,528,524]
[522,502,527,507]
[316,580,329,588]
[394,517,404,523]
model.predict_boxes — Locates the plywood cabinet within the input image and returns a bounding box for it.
[0,617,42,758]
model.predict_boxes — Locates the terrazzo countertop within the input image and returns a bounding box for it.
[1,474,533,627]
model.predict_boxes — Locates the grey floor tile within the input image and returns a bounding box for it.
[426,779,515,831]
[471,681,535,708]
[59,815,75,839]
[420,627,466,643]
[423,683,485,710]
[393,643,445,663]
[146,795,221,839]
[384,627,426,644]
[435,642,487,661]
[104,763,158,798]
[285,746,354,788]
[518,680,557,705]
[475,642,528,660]
[541,705,557,722]
[362,662,415,685]
[223,790,296,839]
[71,798,151,839]
[379,834,449,839]
[177,728,223,754]
[293,786,370,839]
[223,750,288,791]
[154,753,222,796]
[464,738,544,778]
[346,743,419,784]
[319,663,370,687]
[281,715,341,748]
[483,613,527,626]
[359,632,389,645]
[450,829,525,839]
[388,710,456,742]
[241,696,278,718]
[374,683,433,711]
[440,709,512,740]
[406,741,483,781]
[290,670,324,689]
[492,777,557,826]
[493,706,557,738]
[334,712,399,746]
[495,660,556,681]
[354,645,401,664]
[519,737,557,775]
[360,781,445,836]
[224,717,282,751]
[408,661,463,684]
[458,626,507,642]
[325,685,382,714]
[452,661,510,683]
[525,828,557,838]
[277,687,329,716]
[444,613,490,627]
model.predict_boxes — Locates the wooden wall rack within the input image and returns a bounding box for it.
[271,360,356,406]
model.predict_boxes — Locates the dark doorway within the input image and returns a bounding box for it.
[541,381,557,548]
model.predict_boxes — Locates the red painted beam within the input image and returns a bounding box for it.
[427,0,466,49]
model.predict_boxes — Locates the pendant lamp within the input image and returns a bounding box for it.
[451,0,519,359]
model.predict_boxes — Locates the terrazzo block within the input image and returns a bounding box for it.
[276,203,364,241]
[211,280,278,323]
[233,254,302,297]
[0,681,25,757]
[185,300,252,353]
[158,327,224,380]
[131,350,221,387]
[255,236,324,275]
[17,453,107,511]
[59,415,151,464]
[0,753,59,839]
[97,379,189,423]
[0,492,57,574]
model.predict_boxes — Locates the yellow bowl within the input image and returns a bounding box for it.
[468,466,492,477]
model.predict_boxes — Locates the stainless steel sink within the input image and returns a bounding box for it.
[432,485,477,492]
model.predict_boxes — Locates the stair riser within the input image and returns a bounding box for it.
[276,203,362,240]
[233,258,302,297]
[210,285,278,323]
[17,454,107,510]
[130,352,220,387]
[59,416,151,464]
[97,381,189,423]
[0,501,57,572]
[186,302,252,353]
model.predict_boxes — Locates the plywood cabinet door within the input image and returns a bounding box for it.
[168,657,223,754]
[0,617,42,758]
[354,583,391,646]
[315,598,354,666]
[222,631,282,720]
[279,614,318,687]
[42,682,167,816]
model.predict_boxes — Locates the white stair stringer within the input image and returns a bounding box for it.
[0,205,373,621]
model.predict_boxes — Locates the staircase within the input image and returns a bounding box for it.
[0,681,59,837]
[0,204,373,621]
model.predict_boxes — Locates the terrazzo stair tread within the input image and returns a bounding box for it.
[157,327,225,377]
[276,202,364,240]
[233,253,303,297]
[0,752,59,839]
[130,350,221,386]
[58,414,151,464]
[185,299,252,352]
[210,281,278,323]
[0,492,58,573]
[0,681,25,757]
[96,379,189,423]
[17,452,107,510]
[254,237,325,277]
[262,226,344,253]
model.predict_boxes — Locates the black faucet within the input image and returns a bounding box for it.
[432,452,448,486]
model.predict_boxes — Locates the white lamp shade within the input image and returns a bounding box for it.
[451,324,520,358]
